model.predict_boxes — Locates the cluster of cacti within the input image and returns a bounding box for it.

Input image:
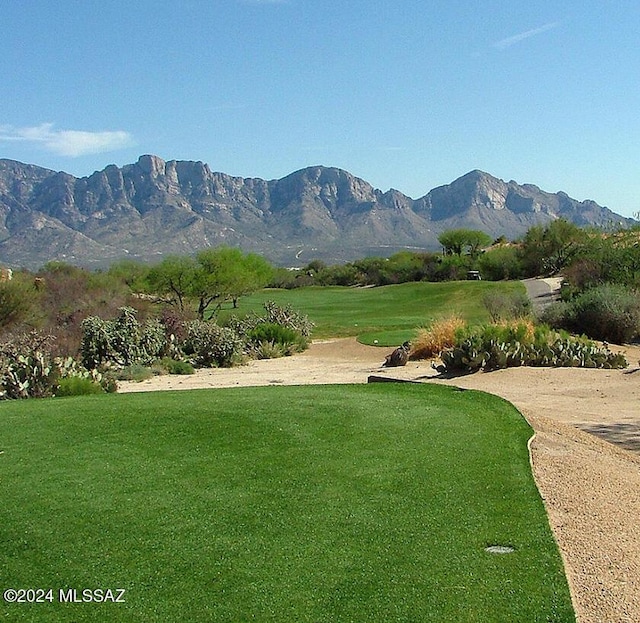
[437,329,628,374]
[228,301,314,339]
[182,321,244,368]
[262,301,315,337]
[0,332,59,399]
[55,355,116,392]
[226,301,313,359]
[81,307,167,369]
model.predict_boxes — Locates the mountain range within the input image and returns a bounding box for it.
[0,155,634,269]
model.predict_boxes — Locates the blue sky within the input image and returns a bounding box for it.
[1,0,639,217]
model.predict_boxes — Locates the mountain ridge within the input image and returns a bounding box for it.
[0,155,633,268]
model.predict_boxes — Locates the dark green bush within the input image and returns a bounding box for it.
[247,322,307,357]
[566,284,640,344]
[56,376,104,397]
[477,246,525,281]
[158,357,195,375]
[248,322,300,345]
[432,255,472,281]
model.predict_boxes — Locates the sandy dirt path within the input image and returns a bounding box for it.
[119,338,640,623]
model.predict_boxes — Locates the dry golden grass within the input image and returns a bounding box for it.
[410,316,467,360]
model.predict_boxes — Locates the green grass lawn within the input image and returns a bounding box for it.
[219,280,526,345]
[0,384,574,622]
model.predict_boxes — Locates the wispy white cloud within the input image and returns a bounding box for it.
[493,22,560,50]
[0,123,135,157]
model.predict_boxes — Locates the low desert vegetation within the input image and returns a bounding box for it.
[541,283,640,344]
[0,300,312,399]
[413,318,627,373]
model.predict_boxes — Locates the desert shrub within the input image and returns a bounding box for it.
[0,331,59,399]
[247,322,307,357]
[55,354,115,394]
[483,290,532,322]
[315,263,360,286]
[562,257,605,293]
[563,284,640,344]
[225,311,263,337]
[432,255,472,281]
[34,261,144,358]
[158,357,195,375]
[227,302,314,353]
[251,340,288,360]
[538,301,571,329]
[263,301,314,337]
[0,279,38,331]
[411,316,466,360]
[140,317,167,359]
[183,320,243,368]
[109,307,144,365]
[56,376,104,397]
[247,322,302,346]
[111,364,155,382]
[541,284,640,344]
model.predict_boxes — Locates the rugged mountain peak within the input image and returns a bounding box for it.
[0,157,633,268]
[272,166,379,211]
[134,154,167,177]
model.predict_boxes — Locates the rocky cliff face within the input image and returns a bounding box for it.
[0,156,632,268]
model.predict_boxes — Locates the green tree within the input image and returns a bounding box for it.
[0,279,38,331]
[107,259,151,291]
[193,247,273,318]
[438,229,492,258]
[147,255,199,312]
[520,219,587,276]
[147,248,273,319]
[477,246,524,280]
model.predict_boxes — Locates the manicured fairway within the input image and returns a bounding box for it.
[219,280,527,343]
[0,384,574,622]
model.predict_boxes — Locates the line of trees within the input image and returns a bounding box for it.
[1,221,639,363]
[267,221,640,289]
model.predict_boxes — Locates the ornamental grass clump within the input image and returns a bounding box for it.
[410,316,466,359]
